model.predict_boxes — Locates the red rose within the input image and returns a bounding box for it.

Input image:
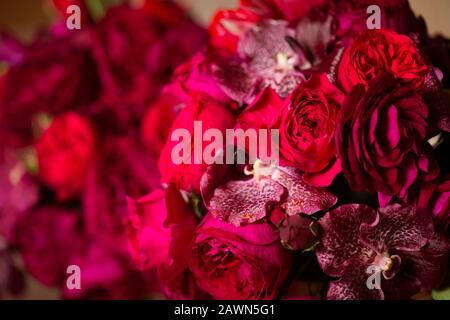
[189,213,291,300]
[237,74,343,186]
[276,74,343,185]
[338,30,429,93]
[158,93,236,194]
[35,112,95,201]
[336,73,439,202]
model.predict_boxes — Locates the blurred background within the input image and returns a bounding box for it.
[1,0,450,43]
[0,0,449,300]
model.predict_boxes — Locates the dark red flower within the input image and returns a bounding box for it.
[338,30,429,93]
[316,204,449,300]
[336,73,439,203]
[188,213,291,300]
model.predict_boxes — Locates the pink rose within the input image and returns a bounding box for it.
[188,213,291,300]
[158,93,236,194]
[126,186,201,299]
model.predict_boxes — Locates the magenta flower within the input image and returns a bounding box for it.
[316,204,450,300]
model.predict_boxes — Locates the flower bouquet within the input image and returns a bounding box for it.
[0,0,449,300]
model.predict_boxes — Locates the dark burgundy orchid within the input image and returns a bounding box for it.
[316,204,450,300]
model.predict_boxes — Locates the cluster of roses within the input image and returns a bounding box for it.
[0,0,449,300]
[0,0,206,298]
[129,0,450,300]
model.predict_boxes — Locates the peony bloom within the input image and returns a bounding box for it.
[35,112,96,201]
[241,0,326,22]
[336,73,439,202]
[431,180,450,233]
[418,178,450,234]
[126,189,173,270]
[188,213,291,300]
[338,29,429,93]
[316,204,449,300]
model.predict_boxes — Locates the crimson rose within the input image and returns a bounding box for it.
[336,73,439,202]
[338,29,429,93]
[188,213,291,300]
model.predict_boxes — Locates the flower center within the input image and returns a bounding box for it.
[374,253,401,280]
[379,256,393,272]
[276,52,296,73]
[244,159,276,181]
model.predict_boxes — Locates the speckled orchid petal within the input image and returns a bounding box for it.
[208,176,285,226]
[272,167,337,216]
[316,204,376,277]
[239,20,306,99]
[384,233,450,299]
[327,259,384,300]
[360,204,434,252]
[317,203,448,300]
[205,162,336,226]
[212,20,307,104]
